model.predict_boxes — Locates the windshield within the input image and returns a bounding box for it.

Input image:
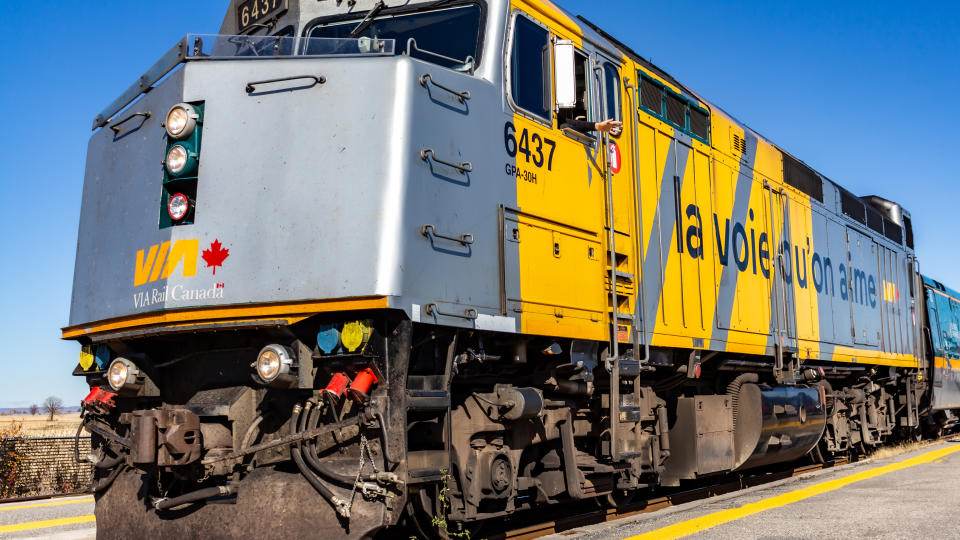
[306,4,482,70]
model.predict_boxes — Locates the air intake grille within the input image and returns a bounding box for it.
[883,218,903,244]
[866,207,884,234]
[840,189,866,223]
[782,154,824,202]
[904,216,914,249]
[732,133,747,154]
[666,93,686,127]
[690,107,709,139]
[641,80,662,113]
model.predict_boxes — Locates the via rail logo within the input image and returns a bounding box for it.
[133,238,229,286]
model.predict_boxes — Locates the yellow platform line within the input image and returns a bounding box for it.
[0,514,95,533]
[0,497,94,512]
[628,444,960,540]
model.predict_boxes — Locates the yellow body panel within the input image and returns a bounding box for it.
[501,3,920,370]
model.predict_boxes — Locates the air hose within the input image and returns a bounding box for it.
[290,404,352,518]
[154,484,238,511]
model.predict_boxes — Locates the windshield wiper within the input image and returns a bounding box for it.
[349,1,387,38]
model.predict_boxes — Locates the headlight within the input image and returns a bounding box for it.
[255,344,294,383]
[106,358,141,393]
[168,193,189,221]
[166,145,189,175]
[165,103,198,139]
[107,360,127,390]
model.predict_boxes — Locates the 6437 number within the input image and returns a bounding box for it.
[504,122,556,170]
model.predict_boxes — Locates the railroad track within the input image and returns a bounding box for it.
[487,436,958,539]
[488,457,845,540]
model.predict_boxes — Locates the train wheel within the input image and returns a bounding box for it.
[606,489,636,508]
[809,441,826,464]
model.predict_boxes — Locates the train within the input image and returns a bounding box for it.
[64,0,959,537]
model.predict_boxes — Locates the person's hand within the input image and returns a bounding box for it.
[596,119,623,136]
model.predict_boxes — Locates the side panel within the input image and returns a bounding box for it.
[847,228,881,346]
[929,285,960,409]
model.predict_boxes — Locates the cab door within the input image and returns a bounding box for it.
[501,12,607,340]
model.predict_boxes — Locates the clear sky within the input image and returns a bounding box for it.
[0,1,957,407]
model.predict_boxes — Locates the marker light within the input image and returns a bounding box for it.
[165,103,198,139]
[106,357,142,393]
[94,345,112,370]
[168,193,189,221]
[79,344,95,371]
[166,144,189,175]
[254,344,294,383]
[341,321,371,352]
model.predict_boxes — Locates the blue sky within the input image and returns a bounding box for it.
[0,1,957,407]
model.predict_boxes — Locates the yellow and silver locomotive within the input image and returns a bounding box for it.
[65,1,953,537]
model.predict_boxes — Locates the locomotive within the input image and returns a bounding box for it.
[64,0,959,537]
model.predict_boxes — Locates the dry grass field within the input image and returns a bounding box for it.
[1,414,83,437]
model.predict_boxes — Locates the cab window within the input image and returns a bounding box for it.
[308,5,482,70]
[510,15,551,121]
[602,63,621,123]
[557,50,591,133]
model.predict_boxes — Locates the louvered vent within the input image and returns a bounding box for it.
[904,215,914,249]
[641,80,662,113]
[690,107,709,139]
[883,218,903,244]
[840,188,866,223]
[866,207,884,234]
[666,93,686,127]
[732,133,748,154]
[782,154,824,202]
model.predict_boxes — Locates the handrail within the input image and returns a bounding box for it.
[406,38,475,73]
[424,303,478,320]
[419,73,471,103]
[420,224,474,246]
[108,111,151,134]
[625,80,649,365]
[420,148,472,174]
[93,37,191,130]
[245,75,325,93]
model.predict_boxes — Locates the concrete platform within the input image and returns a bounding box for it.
[0,494,95,539]
[550,440,960,540]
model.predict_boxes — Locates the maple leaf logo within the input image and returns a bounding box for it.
[201,239,229,275]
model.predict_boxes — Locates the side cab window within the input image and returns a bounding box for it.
[602,62,621,124]
[509,15,551,121]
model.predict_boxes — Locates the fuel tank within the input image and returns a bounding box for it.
[733,384,826,471]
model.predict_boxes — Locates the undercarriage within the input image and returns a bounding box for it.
[78,312,924,538]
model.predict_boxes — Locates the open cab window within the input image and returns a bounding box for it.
[556,48,591,135]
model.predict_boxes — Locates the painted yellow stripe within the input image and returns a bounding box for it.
[628,444,960,540]
[61,296,388,339]
[0,497,93,512]
[0,514,95,533]
[934,356,960,371]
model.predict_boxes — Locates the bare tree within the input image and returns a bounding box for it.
[43,396,63,421]
[29,404,39,416]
